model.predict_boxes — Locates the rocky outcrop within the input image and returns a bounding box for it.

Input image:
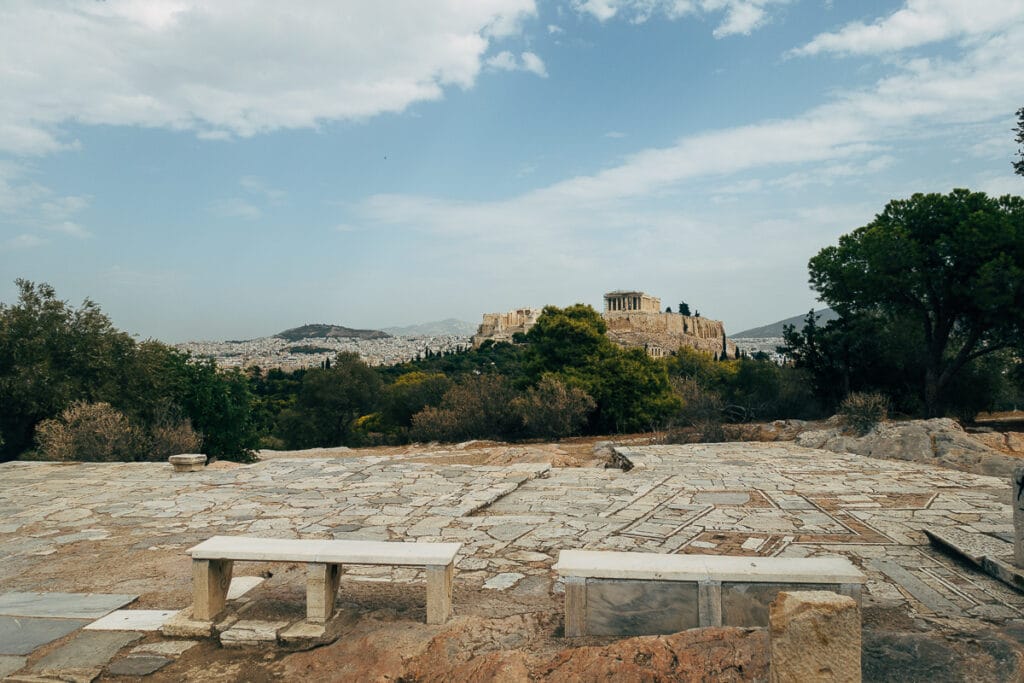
[769,591,860,683]
[282,614,769,682]
[795,418,1020,477]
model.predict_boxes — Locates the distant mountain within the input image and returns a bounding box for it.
[382,318,476,337]
[731,308,838,339]
[275,323,391,342]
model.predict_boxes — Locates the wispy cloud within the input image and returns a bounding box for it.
[210,198,262,220]
[486,50,549,77]
[793,0,1024,57]
[571,0,790,37]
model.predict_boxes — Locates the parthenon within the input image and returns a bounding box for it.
[603,291,661,314]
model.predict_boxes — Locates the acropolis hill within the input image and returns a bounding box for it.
[472,290,736,359]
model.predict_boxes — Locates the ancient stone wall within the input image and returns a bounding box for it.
[471,308,540,348]
[604,311,736,358]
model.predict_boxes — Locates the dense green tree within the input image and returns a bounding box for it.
[526,304,611,374]
[0,280,135,459]
[678,302,691,316]
[806,189,1024,416]
[278,352,382,448]
[382,371,452,429]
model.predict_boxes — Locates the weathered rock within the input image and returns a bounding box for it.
[169,454,207,472]
[795,418,1018,477]
[769,591,860,683]
[106,655,171,676]
[862,630,1024,682]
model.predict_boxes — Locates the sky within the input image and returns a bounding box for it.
[1,0,1023,342]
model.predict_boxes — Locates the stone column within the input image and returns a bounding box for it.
[769,591,861,683]
[1014,465,1024,568]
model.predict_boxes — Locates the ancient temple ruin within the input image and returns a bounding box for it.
[473,291,735,359]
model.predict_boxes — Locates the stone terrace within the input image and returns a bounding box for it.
[1,442,1023,676]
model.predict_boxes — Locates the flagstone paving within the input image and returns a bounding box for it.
[0,442,1021,676]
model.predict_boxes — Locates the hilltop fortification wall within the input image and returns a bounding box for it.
[604,311,735,358]
[471,308,540,348]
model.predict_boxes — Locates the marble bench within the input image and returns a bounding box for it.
[187,536,461,625]
[554,550,865,637]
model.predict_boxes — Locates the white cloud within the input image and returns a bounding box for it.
[547,23,565,34]
[48,221,92,239]
[571,0,788,37]
[794,0,1024,57]
[2,233,49,250]
[210,198,262,220]
[0,0,537,155]
[521,52,549,78]
[486,51,519,71]
[352,19,1024,250]
[485,50,548,77]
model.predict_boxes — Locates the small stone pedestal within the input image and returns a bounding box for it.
[769,590,860,683]
[169,454,207,472]
[1014,466,1024,568]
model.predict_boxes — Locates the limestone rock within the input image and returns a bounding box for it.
[794,418,1018,477]
[769,591,860,683]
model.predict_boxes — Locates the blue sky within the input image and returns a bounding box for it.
[1,0,1022,342]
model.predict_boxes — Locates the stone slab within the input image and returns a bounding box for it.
[554,550,865,584]
[131,640,199,657]
[0,592,137,619]
[869,559,961,617]
[31,630,142,672]
[925,527,1024,594]
[227,576,265,600]
[0,655,27,678]
[694,492,751,505]
[159,608,213,638]
[483,573,524,590]
[585,579,700,636]
[107,655,171,676]
[0,616,91,656]
[84,610,178,631]
[188,536,461,566]
[220,620,289,647]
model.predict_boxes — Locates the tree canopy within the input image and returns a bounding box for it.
[806,189,1024,416]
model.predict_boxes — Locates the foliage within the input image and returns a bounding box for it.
[678,302,691,316]
[0,280,259,462]
[1015,107,1024,177]
[513,375,595,439]
[806,190,1024,417]
[410,374,522,442]
[382,371,452,430]
[0,280,135,459]
[278,352,382,448]
[33,401,201,462]
[837,392,889,436]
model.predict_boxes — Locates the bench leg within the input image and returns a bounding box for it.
[307,563,341,624]
[564,577,587,637]
[698,580,723,627]
[426,563,453,625]
[193,558,233,621]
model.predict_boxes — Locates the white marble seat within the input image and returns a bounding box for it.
[554,550,865,637]
[186,536,461,626]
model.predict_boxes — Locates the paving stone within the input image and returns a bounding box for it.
[131,640,199,657]
[84,610,177,631]
[0,592,137,619]
[0,616,91,656]
[483,572,524,590]
[220,620,289,647]
[31,630,142,672]
[106,655,171,676]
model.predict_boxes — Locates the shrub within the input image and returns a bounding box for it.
[34,401,202,462]
[410,374,521,442]
[35,402,138,462]
[838,391,889,435]
[514,376,595,439]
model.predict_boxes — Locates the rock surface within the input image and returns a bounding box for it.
[769,591,860,683]
[795,418,1019,477]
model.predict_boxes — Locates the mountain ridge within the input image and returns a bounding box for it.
[731,308,838,339]
[275,323,391,342]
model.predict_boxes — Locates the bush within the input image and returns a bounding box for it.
[838,392,889,435]
[34,401,201,462]
[514,376,595,439]
[410,375,521,442]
